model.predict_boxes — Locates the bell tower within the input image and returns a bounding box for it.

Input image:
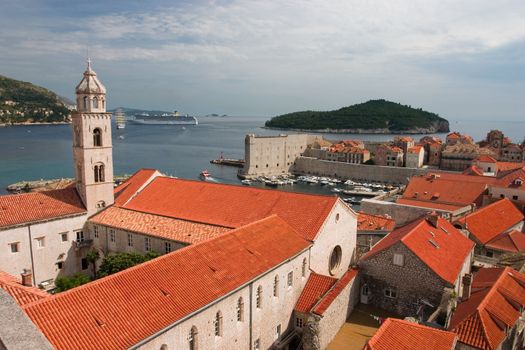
[72,58,114,216]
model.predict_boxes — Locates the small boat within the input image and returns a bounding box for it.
[199,169,211,179]
[118,135,125,140]
[241,179,252,185]
[331,188,342,193]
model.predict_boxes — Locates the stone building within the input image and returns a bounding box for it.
[440,143,497,171]
[326,141,370,164]
[448,267,525,350]
[374,145,404,167]
[445,132,473,146]
[419,136,443,166]
[393,136,414,164]
[242,134,320,177]
[488,165,525,209]
[359,214,474,320]
[405,146,424,168]
[0,60,115,288]
[455,198,524,265]
[356,212,396,259]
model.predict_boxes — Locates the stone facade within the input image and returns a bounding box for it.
[405,146,425,168]
[374,145,404,167]
[242,134,319,177]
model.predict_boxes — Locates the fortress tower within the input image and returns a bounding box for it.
[72,59,114,215]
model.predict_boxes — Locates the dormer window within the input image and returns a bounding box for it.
[514,178,523,186]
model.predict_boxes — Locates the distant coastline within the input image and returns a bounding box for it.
[262,126,447,135]
[0,121,71,127]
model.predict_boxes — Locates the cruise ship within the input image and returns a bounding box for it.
[131,111,198,125]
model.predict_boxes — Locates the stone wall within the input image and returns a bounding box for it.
[359,243,449,318]
[293,157,427,184]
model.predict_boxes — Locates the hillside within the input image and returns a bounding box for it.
[265,100,450,134]
[0,75,72,124]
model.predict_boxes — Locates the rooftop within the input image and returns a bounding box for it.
[89,206,231,244]
[357,213,396,232]
[449,267,525,350]
[362,215,474,285]
[485,230,525,253]
[0,270,48,306]
[456,198,524,244]
[122,175,340,241]
[364,318,457,350]
[24,215,311,350]
[113,168,159,206]
[0,187,86,230]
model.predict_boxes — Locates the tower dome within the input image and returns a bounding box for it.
[75,58,106,94]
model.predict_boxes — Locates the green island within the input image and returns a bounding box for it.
[0,75,72,125]
[265,99,450,134]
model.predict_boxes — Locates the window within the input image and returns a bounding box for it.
[287,271,293,287]
[276,324,281,340]
[237,297,244,322]
[486,250,494,258]
[513,195,519,200]
[83,96,88,110]
[9,242,19,253]
[335,213,340,222]
[93,96,98,109]
[384,287,397,298]
[57,261,63,270]
[76,231,84,243]
[329,245,342,275]
[189,326,198,350]
[273,275,279,297]
[253,339,260,350]
[81,258,88,270]
[35,237,45,248]
[145,237,151,252]
[393,254,404,266]
[302,258,307,277]
[165,242,172,254]
[127,233,133,247]
[500,194,505,199]
[109,229,115,243]
[214,311,222,337]
[94,164,105,183]
[93,128,102,146]
[93,226,99,238]
[60,232,68,242]
[256,285,262,308]
[296,317,304,328]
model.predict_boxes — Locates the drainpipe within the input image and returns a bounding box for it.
[27,225,36,286]
[249,283,253,349]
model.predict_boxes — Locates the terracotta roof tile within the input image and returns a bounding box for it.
[362,216,474,285]
[396,198,467,212]
[294,272,336,313]
[312,268,358,315]
[114,169,159,206]
[457,199,524,244]
[476,155,497,163]
[0,270,48,306]
[24,215,311,350]
[123,176,339,241]
[493,166,525,190]
[357,213,396,231]
[407,146,423,154]
[462,166,484,176]
[364,318,457,350]
[449,267,525,350]
[89,207,230,244]
[0,187,85,229]
[497,162,524,173]
[485,230,525,253]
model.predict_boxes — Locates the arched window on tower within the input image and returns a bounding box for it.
[93,128,102,147]
[101,98,105,109]
[83,96,88,110]
[189,326,198,350]
[93,96,98,109]
[94,164,105,183]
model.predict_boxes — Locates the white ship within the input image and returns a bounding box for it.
[131,111,198,125]
[115,108,126,129]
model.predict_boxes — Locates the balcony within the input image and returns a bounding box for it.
[73,239,93,250]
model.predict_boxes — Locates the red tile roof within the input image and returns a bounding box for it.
[485,230,525,253]
[122,176,339,241]
[295,272,337,313]
[362,216,474,285]
[89,206,230,244]
[447,132,461,139]
[0,270,48,306]
[114,168,159,206]
[398,173,494,210]
[24,215,311,350]
[364,318,457,350]
[462,166,484,176]
[497,162,524,173]
[0,187,86,229]
[476,155,497,163]
[493,166,525,190]
[312,268,358,315]
[407,146,423,154]
[357,212,396,232]
[449,268,525,350]
[456,199,524,244]
[396,198,466,212]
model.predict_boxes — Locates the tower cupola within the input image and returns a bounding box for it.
[75,58,107,113]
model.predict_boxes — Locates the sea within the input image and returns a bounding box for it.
[1,116,524,201]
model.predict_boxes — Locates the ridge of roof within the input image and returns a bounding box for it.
[0,270,49,307]
[312,268,358,315]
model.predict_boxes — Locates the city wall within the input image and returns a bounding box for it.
[293,157,427,184]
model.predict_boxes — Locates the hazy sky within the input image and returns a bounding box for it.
[1,0,524,119]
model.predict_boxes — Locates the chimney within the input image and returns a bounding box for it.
[427,212,439,228]
[21,269,33,287]
[462,274,473,301]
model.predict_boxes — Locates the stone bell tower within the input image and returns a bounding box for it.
[72,58,114,216]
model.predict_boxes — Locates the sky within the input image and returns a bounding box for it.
[0,0,524,120]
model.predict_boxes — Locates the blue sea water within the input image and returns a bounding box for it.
[0,116,523,195]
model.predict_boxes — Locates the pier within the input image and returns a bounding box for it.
[210,158,245,168]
